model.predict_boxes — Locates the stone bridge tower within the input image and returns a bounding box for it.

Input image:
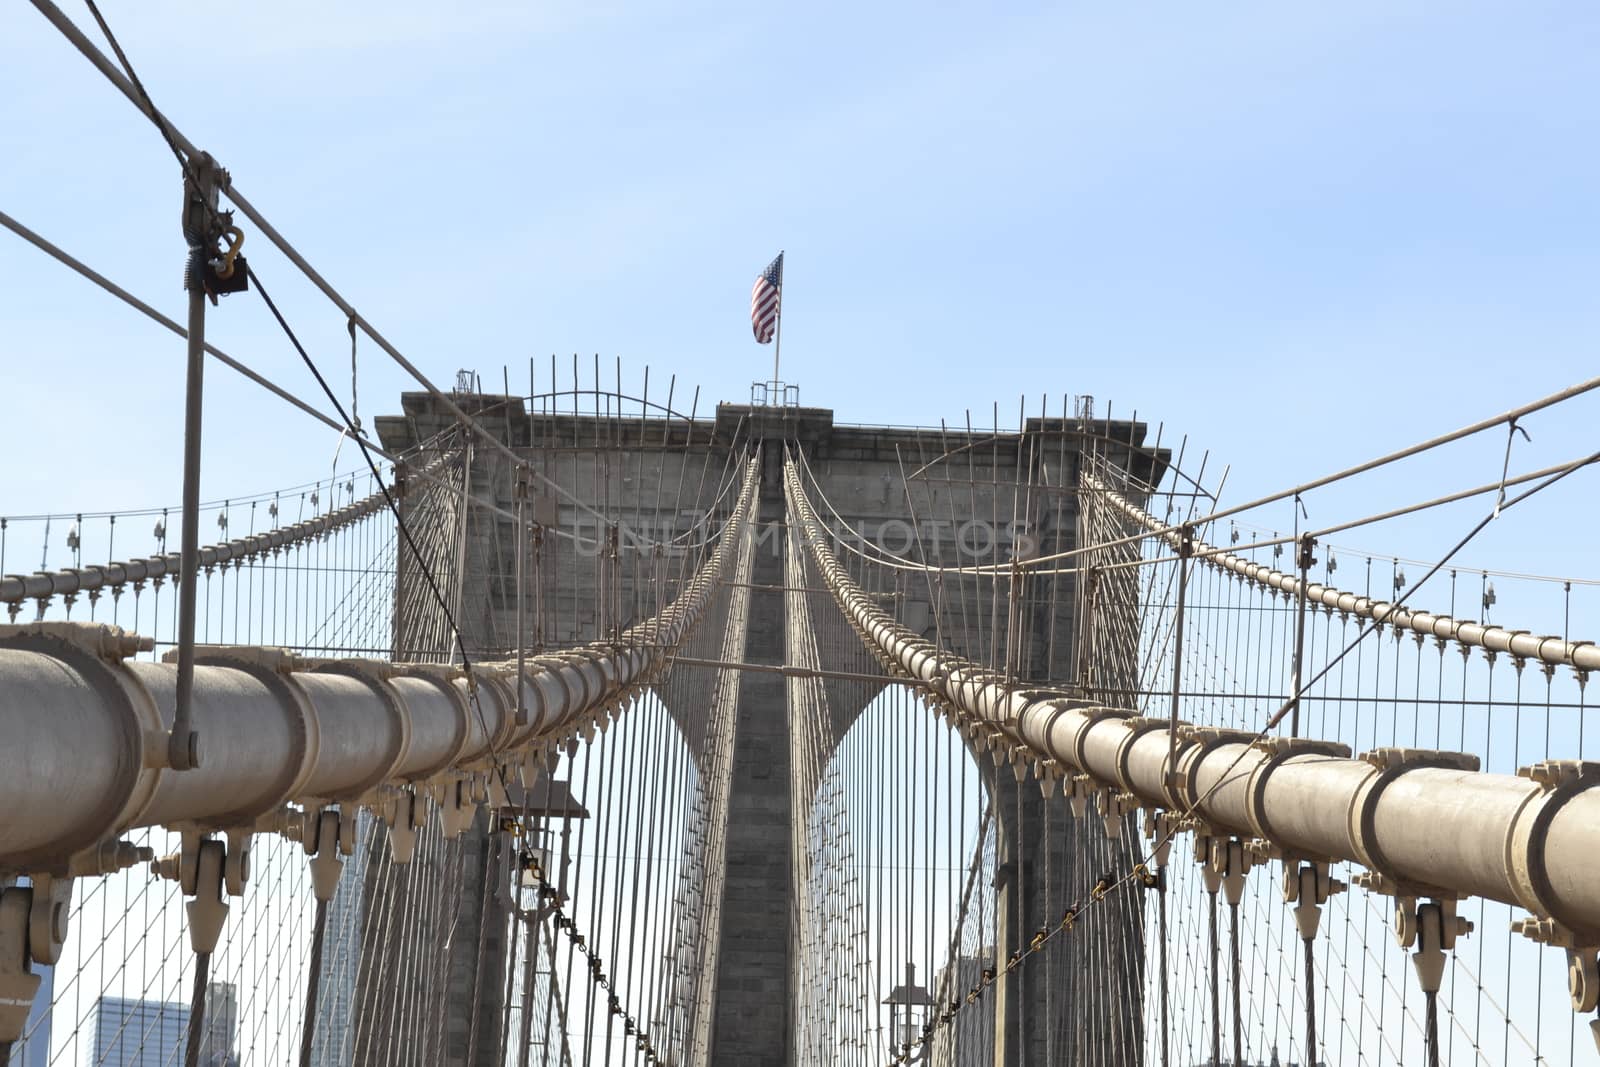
[370,392,1165,1067]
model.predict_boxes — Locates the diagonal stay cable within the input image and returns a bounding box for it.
[33,0,695,553]
[990,451,1599,584]
[243,267,471,675]
[1053,444,1600,1015]
[788,445,1597,1063]
[34,0,1600,566]
[1090,456,1600,675]
[912,379,1600,579]
[0,195,717,556]
[249,254,738,1065]
[260,267,755,1067]
[1161,442,1600,818]
[66,6,469,1064]
[0,207,376,450]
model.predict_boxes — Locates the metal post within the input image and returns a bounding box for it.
[1166,525,1192,801]
[772,250,784,389]
[772,313,782,391]
[172,152,226,772]
[1288,532,1316,738]
[449,440,473,664]
[515,463,530,726]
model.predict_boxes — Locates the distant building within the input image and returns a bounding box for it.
[93,982,238,1067]
[198,982,240,1066]
[93,996,188,1066]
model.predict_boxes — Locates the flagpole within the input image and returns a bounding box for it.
[772,249,784,390]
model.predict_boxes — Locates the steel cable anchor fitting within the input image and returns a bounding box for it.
[378,788,425,864]
[0,873,72,1048]
[1404,897,1473,999]
[151,829,252,954]
[1509,758,1600,1052]
[1208,835,1254,908]
[1354,867,1474,1064]
[1282,857,1345,941]
[267,806,357,902]
[1512,912,1600,1053]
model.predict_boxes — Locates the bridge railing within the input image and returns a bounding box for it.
[786,450,1600,1063]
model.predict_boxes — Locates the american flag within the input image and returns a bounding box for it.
[750,252,783,344]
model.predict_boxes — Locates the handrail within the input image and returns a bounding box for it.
[0,454,456,610]
[1086,470,1600,675]
[0,456,759,870]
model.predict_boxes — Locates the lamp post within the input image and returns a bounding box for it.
[882,962,934,1062]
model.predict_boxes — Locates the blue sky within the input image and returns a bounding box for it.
[3,7,1599,1057]
[2,0,1596,593]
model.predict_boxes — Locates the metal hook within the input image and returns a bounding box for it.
[212,225,244,280]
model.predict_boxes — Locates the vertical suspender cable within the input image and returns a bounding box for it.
[1158,874,1169,1067]
[465,819,499,1064]
[1209,888,1221,1067]
[1229,899,1242,1067]
[183,950,211,1067]
[1302,934,1318,1064]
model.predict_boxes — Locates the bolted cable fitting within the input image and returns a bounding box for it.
[1282,860,1344,941]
